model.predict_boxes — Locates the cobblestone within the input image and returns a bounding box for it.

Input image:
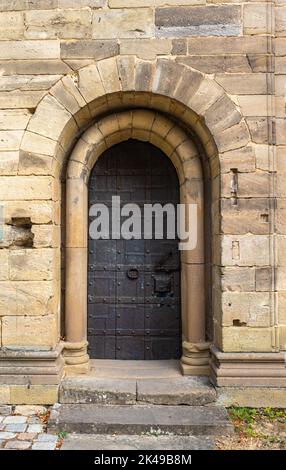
[32,441,57,450]
[5,440,31,450]
[37,433,58,443]
[26,424,43,433]
[28,416,42,424]
[3,415,27,424]
[17,432,37,441]
[14,405,47,416]
[0,409,59,451]
[4,423,27,433]
[0,406,12,415]
[0,432,17,440]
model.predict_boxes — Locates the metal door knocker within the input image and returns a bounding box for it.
[127,268,139,280]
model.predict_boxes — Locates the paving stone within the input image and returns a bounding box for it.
[14,405,47,417]
[61,433,215,451]
[4,423,27,433]
[27,424,44,433]
[28,416,41,424]
[17,432,37,441]
[3,415,27,424]
[0,406,12,416]
[52,403,61,410]
[0,432,17,439]
[5,440,31,450]
[32,442,57,450]
[37,433,58,443]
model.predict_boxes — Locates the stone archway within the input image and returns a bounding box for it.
[64,110,208,376]
[19,56,249,382]
[20,56,247,175]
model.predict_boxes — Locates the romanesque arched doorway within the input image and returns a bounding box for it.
[18,55,260,392]
[87,140,181,360]
[64,109,209,376]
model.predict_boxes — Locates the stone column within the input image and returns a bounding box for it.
[63,177,90,373]
[180,174,210,376]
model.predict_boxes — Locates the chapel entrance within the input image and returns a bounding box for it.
[87,140,181,360]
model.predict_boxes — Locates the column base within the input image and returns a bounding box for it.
[63,340,90,375]
[0,343,64,404]
[180,341,210,376]
[217,387,286,408]
[180,363,210,376]
[210,345,286,387]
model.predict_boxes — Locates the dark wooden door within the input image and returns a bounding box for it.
[88,140,181,360]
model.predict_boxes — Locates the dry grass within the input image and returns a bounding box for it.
[216,407,286,450]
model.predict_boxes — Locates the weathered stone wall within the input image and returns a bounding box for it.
[0,0,284,396]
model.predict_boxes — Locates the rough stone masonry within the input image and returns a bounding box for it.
[0,0,285,406]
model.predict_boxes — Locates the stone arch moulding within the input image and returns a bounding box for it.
[20,55,248,177]
[18,56,250,379]
[64,109,207,376]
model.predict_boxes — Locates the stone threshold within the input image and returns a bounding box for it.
[60,359,217,406]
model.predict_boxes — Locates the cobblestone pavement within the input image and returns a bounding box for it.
[0,405,59,450]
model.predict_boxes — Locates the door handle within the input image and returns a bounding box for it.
[127,268,139,280]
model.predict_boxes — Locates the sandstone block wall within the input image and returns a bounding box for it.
[0,1,284,356]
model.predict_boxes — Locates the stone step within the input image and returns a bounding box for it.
[137,377,216,406]
[59,376,216,406]
[48,404,233,436]
[61,433,215,450]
